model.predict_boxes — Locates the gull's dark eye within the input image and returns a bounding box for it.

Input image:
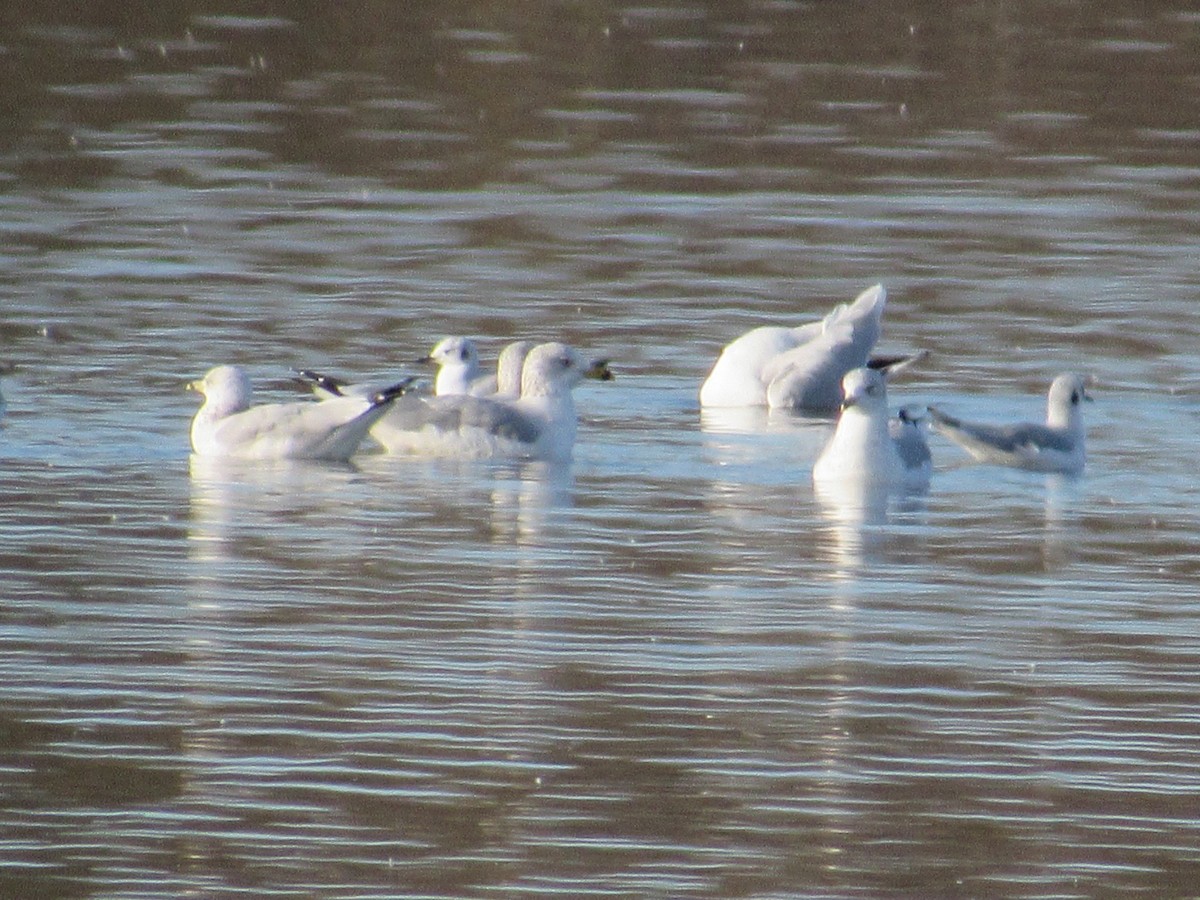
[1071,390,1080,404]
[460,347,471,361]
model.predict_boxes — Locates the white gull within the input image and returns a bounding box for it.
[812,366,932,489]
[188,364,408,461]
[928,373,1091,474]
[364,342,610,462]
[700,284,920,414]
[418,336,494,397]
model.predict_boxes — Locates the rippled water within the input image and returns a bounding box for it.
[3,2,1200,897]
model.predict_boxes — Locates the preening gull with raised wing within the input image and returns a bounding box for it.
[701,284,919,414]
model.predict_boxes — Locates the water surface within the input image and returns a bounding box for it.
[2,2,1200,897]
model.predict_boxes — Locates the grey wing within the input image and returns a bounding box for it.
[455,396,542,444]
[211,404,300,449]
[380,394,460,432]
[929,409,1072,455]
[213,397,376,456]
[890,419,932,470]
[382,394,541,445]
[1001,423,1075,454]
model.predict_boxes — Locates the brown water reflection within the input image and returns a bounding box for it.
[2,1,1200,897]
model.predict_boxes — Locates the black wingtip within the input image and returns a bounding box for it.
[868,350,929,379]
[294,369,349,396]
[925,405,957,428]
[371,377,418,406]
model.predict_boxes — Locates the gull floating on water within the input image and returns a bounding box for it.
[812,366,932,489]
[305,338,537,402]
[928,373,1091,474]
[700,284,921,414]
[188,364,410,461]
[310,342,612,462]
[418,336,496,397]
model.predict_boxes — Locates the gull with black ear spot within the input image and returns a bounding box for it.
[417,336,495,397]
[928,373,1092,474]
[813,364,932,490]
[370,342,609,462]
[295,338,611,409]
[891,405,933,476]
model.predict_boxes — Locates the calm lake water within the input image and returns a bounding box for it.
[2,2,1200,897]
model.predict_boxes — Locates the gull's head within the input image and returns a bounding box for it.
[838,367,888,415]
[421,336,479,371]
[1046,372,1092,429]
[520,342,592,397]
[188,364,252,416]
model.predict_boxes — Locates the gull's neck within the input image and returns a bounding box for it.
[436,366,474,395]
[1047,402,1082,434]
[206,390,249,421]
[521,373,571,400]
[822,405,896,480]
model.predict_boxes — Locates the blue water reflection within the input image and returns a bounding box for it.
[2,2,1200,897]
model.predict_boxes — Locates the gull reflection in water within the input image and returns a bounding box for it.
[186,454,364,600]
[813,476,929,582]
[699,405,775,437]
[1041,472,1085,572]
[487,460,580,670]
[699,405,833,532]
[487,459,576,548]
[700,405,831,455]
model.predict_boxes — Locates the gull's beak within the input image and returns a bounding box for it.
[840,383,874,411]
[585,358,614,382]
[415,355,435,366]
[185,378,202,394]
